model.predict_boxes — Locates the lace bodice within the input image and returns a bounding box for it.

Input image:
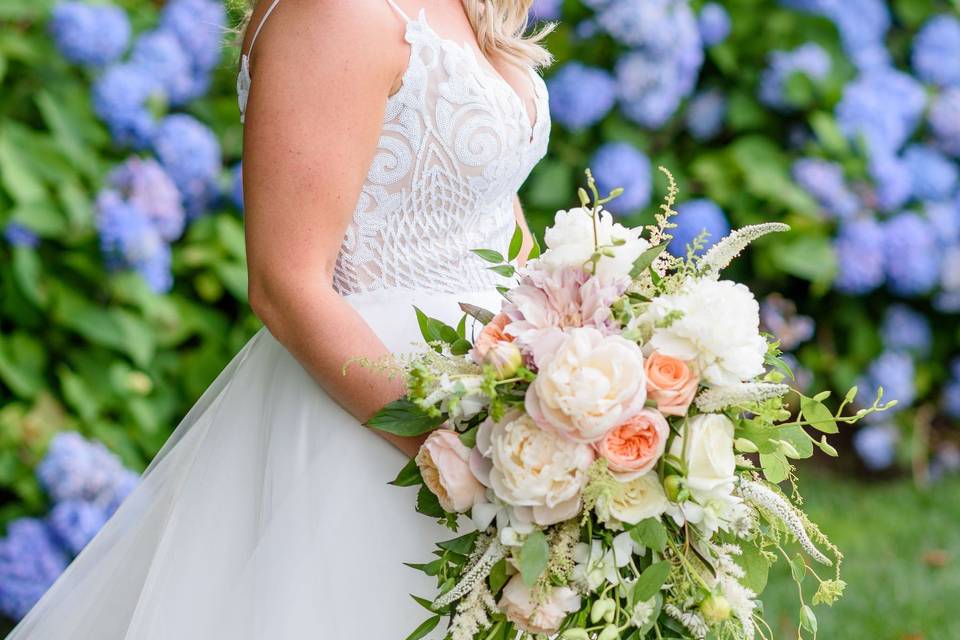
[237,4,551,296]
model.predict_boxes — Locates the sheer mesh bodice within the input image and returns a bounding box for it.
[237,3,551,296]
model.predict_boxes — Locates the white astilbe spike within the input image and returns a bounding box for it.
[664,604,708,639]
[700,223,791,275]
[695,383,791,412]
[433,538,505,609]
[449,580,498,640]
[739,479,832,566]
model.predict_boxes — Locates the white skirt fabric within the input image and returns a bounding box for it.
[8,287,503,640]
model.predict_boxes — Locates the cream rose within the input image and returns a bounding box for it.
[471,412,594,526]
[595,409,670,480]
[540,207,651,279]
[499,575,581,635]
[669,414,737,502]
[645,352,699,416]
[416,430,486,513]
[525,327,648,444]
[596,472,670,529]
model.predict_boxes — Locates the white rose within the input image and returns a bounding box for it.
[526,327,648,443]
[642,277,767,386]
[471,412,594,526]
[595,472,669,529]
[670,414,737,503]
[540,207,650,279]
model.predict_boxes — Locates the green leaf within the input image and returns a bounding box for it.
[776,424,814,459]
[12,246,45,308]
[790,553,807,583]
[800,396,838,434]
[735,542,770,593]
[519,530,549,586]
[629,244,667,278]
[404,615,441,640]
[451,338,473,356]
[629,518,668,553]
[416,484,446,518]
[800,605,818,634]
[529,233,542,259]
[809,111,849,156]
[404,558,444,576]
[489,557,510,594]
[389,457,423,487]
[760,451,790,484]
[508,224,524,262]
[472,249,506,264]
[414,306,441,345]
[458,425,478,448]
[367,399,445,437]
[488,264,516,278]
[771,236,837,284]
[632,560,670,602]
[439,531,478,555]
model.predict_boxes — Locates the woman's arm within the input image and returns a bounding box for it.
[512,194,535,267]
[241,1,421,456]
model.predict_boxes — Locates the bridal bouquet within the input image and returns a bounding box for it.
[367,170,891,640]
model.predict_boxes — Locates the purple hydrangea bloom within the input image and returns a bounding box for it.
[912,15,960,88]
[589,142,652,216]
[95,191,173,292]
[530,0,562,21]
[758,43,831,109]
[791,157,859,218]
[881,304,932,355]
[868,152,912,213]
[698,2,731,46]
[861,350,916,411]
[835,68,926,159]
[667,198,730,257]
[0,518,68,620]
[107,157,185,242]
[929,89,960,157]
[883,212,941,297]
[903,145,958,202]
[833,217,885,294]
[3,223,39,248]
[152,114,222,217]
[46,500,108,556]
[49,1,131,67]
[852,423,898,471]
[37,433,130,507]
[230,162,244,211]
[130,30,197,107]
[91,63,158,149]
[685,89,726,141]
[547,63,617,130]
[159,0,226,74]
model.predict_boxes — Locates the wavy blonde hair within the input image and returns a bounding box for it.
[236,1,554,68]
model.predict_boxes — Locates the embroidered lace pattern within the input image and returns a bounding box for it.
[237,8,551,295]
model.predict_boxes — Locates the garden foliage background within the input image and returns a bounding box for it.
[0,0,958,636]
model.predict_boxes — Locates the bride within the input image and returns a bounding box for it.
[8,0,552,638]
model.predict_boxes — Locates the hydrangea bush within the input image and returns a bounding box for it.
[525,0,960,478]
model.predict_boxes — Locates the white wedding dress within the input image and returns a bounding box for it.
[7,1,549,638]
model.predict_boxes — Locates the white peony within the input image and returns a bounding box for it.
[670,413,737,504]
[540,207,651,279]
[595,472,670,529]
[641,277,767,387]
[525,328,648,444]
[470,412,594,526]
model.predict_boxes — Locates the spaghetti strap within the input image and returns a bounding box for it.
[384,0,411,23]
[246,0,282,61]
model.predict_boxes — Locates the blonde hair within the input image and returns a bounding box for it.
[236,1,555,69]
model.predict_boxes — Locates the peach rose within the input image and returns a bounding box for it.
[645,351,699,417]
[416,430,485,513]
[471,313,513,362]
[499,574,581,634]
[596,409,670,481]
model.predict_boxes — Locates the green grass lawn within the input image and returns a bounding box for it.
[762,471,960,640]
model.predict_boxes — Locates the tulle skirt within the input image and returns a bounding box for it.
[8,287,503,640]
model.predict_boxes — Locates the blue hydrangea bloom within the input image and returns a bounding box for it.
[667,199,730,257]
[108,157,185,242]
[868,152,912,213]
[49,1,131,67]
[852,423,898,471]
[835,68,926,158]
[0,518,68,620]
[152,114,222,217]
[589,142,652,216]
[912,15,960,88]
[929,88,960,158]
[91,63,158,149]
[903,144,958,201]
[833,217,885,294]
[530,0,562,21]
[96,191,173,293]
[758,43,831,109]
[37,433,130,507]
[230,162,244,211]
[685,89,726,141]
[936,246,960,312]
[698,3,731,46]
[46,500,108,556]
[102,469,139,517]
[925,200,960,248]
[3,223,39,248]
[791,157,859,218]
[159,0,226,74]
[881,304,932,355]
[784,0,890,71]
[130,29,197,107]
[862,350,916,411]
[547,63,617,130]
[883,212,941,297]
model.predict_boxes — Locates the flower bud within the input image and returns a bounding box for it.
[699,594,731,623]
[734,437,758,453]
[598,624,620,640]
[663,474,684,502]
[484,341,523,379]
[561,630,590,640]
[591,598,616,623]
